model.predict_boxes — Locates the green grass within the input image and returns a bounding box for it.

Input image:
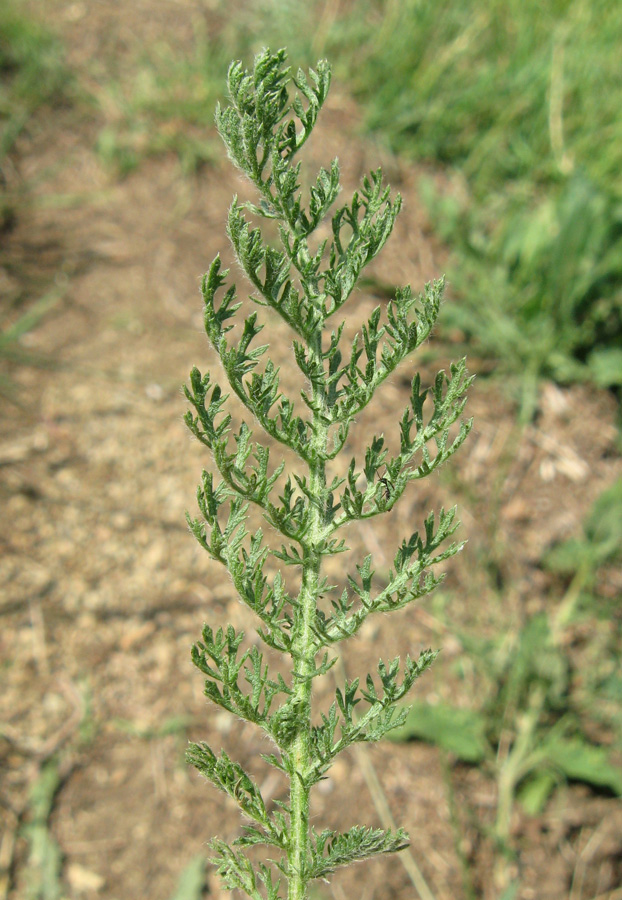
[349,0,621,194]
[0,3,73,394]
[0,2,71,163]
[350,0,622,409]
[0,0,71,232]
[419,171,622,417]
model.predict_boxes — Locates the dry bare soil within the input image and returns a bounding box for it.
[1,4,621,900]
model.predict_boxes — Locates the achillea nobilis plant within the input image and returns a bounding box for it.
[183,48,472,900]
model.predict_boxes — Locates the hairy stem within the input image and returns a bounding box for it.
[288,326,327,900]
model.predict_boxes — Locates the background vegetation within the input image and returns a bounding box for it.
[0,1,72,394]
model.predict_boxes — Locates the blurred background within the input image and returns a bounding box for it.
[1,2,621,900]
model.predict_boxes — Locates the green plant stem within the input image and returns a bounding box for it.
[495,688,543,842]
[289,328,328,900]
[551,557,592,641]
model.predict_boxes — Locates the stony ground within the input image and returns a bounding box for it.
[1,4,621,900]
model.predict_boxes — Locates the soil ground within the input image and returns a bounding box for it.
[1,4,621,900]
